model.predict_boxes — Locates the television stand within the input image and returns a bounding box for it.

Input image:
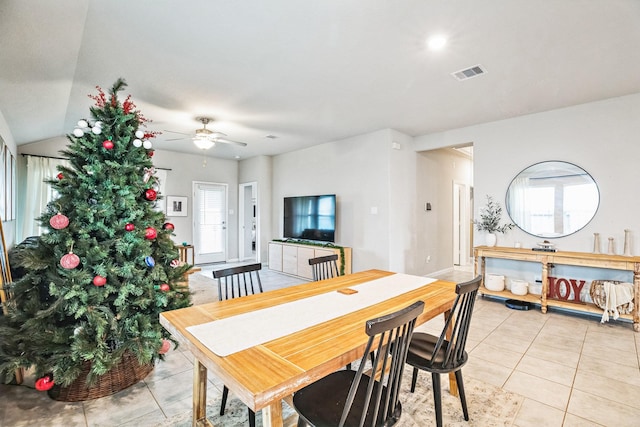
[268,241,352,280]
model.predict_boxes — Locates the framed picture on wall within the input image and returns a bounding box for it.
[166,196,188,217]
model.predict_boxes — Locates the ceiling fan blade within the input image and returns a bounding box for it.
[165,137,189,141]
[163,130,192,136]
[215,137,247,147]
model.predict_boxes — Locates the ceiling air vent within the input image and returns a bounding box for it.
[451,64,487,81]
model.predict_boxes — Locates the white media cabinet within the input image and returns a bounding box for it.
[268,241,352,280]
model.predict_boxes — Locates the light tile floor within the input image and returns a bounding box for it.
[2,265,640,426]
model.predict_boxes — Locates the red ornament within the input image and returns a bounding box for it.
[49,213,69,230]
[159,339,171,354]
[144,189,157,201]
[102,140,114,150]
[56,173,64,180]
[35,374,55,391]
[162,222,175,231]
[145,227,157,240]
[60,252,80,269]
[148,150,154,157]
[93,275,107,287]
[125,223,135,232]
[159,283,170,292]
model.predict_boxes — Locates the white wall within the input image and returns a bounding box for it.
[272,130,389,272]
[388,129,418,273]
[415,92,640,255]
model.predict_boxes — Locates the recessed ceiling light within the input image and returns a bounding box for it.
[265,134,278,139]
[427,35,447,51]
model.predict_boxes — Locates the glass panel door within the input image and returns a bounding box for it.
[193,182,227,264]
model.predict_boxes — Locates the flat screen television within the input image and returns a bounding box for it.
[283,194,336,243]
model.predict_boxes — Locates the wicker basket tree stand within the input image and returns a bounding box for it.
[47,350,154,402]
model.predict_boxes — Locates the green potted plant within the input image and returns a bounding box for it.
[475,195,514,246]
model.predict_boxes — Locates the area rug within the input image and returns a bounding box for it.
[155,368,523,426]
[187,270,220,305]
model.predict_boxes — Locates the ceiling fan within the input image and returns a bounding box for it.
[164,117,247,150]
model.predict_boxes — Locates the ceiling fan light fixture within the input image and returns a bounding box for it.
[193,137,215,150]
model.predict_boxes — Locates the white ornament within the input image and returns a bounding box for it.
[143,140,152,149]
[77,119,88,128]
[74,326,82,336]
[133,139,143,147]
[92,126,102,134]
[94,121,103,128]
[73,128,84,137]
[135,130,144,139]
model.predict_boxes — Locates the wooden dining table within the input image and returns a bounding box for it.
[159,269,458,427]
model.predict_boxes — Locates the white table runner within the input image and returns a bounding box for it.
[186,273,435,356]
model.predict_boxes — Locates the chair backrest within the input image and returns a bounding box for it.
[340,300,424,427]
[308,254,339,281]
[429,275,481,369]
[212,263,263,301]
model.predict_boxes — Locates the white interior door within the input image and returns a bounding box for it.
[193,182,227,264]
[238,182,258,262]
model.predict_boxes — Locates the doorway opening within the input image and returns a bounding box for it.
[238,182,258,262]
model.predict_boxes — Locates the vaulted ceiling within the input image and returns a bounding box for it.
[1,1,639,159]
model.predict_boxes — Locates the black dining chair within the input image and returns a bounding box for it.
[213,262,264,301]
[292,300,425,427]
[212,262,264,427]
[308,254,340,281]
[405,275,481,427]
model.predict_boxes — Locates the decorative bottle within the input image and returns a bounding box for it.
[593,233,600,254]
[624,229,632,257]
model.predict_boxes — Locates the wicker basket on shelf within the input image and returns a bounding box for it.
[589,280,634,314]
[47,350,154,402]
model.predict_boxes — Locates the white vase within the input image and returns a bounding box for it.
[485,233,497,247]
[624,229,632,256]
[593,232,601,254]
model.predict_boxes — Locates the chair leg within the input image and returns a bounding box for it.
[248,408,256,427]
[346,363,352,370]
[410,367,418,393]
[432,372,443,427]
[455,369,469,421]
[220,385,229,416]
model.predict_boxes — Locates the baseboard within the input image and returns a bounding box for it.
[425,266,454,278]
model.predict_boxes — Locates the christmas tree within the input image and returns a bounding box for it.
[0,79,191,393]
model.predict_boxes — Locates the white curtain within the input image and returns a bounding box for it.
[20,156,70,241]
[510,177,529,229]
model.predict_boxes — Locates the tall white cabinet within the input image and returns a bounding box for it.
[268,241,352,280]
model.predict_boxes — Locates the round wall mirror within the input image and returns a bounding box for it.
[505,161,599,238]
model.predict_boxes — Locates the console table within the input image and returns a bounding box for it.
[474,246,640,331]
